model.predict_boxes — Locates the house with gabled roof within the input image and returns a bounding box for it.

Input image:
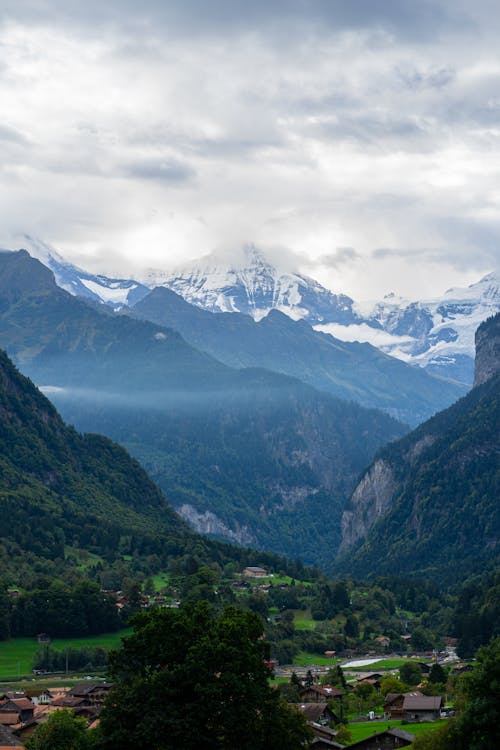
[346,727,414,749]
[291,702,339,724]
[383,692,408,719]
[402,693,443,722]
[68,682,112,706]
[243,566,268,578]
[299,685,344,703]
[0,698,34,726]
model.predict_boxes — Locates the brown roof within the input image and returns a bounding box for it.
[384,692,404,705]
[300,685,344,698]
[403,694,443,711]
[311,738,345,749]
[69,682,112,697]
[292,703,333,722]
[347,728,415,748]
[9,699,32,711]
[50,696,86,708]
[0,714,20,726]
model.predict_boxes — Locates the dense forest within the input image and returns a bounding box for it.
[339,371,499,581]
[0,249,407,565]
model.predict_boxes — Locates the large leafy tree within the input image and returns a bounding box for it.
[25,710,96,750]
[98,602,310,749]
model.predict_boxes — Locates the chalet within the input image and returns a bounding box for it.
[311,737,345,749]
[291,703,339,724]
[68,683,112,706]
[242,566,268,578]
[0,698,34,726]
[308,722,340,743]
[384,692,411,719]
[299,685,344,704]
[50,696,87,709]
[402,694,443,722]
[355,674,383,690]
[0,725,23,749]
[375,636,390,648]
[356,672,383,681]
[346,728,414,749]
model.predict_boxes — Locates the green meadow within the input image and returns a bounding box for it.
[348,719,445,743]
[0,630,131,681]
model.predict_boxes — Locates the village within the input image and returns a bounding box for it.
[0,623,471,750]
[0,566,486,748]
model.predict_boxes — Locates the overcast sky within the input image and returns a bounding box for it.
[1,0,499,298]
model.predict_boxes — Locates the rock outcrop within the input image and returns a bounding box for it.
[339,460,397,553]
[474,313,500,387]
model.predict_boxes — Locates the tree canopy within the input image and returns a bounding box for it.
[98,601,310,749]
[26,710,96,750]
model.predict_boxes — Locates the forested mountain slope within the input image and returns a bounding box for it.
[338,313,500,581]
[132,286,465,426]
[0,346,187,581]
[0,250,406,565]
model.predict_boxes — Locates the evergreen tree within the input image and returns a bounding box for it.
[429,662,447,684]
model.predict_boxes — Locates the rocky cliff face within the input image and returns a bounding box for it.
[339,433,437,554]
[339,460,396,553]
[337,313,499,580]
[474,313,500,387]
[338,318,499,557]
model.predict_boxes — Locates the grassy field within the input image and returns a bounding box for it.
[293,610,316,631]
[0,630,131,681]
[294,650,340,667]
[151,572,170,591]
[347,719,445,743]
[346,657,424,671]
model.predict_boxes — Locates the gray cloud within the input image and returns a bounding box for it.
[123,158,195,184]
[0,1,462,41]
[0,125,30,144]
[315,248,361,269]
[0,1,499,299]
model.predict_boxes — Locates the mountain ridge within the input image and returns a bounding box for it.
[337,312,500,582]
[0,249,406,565]
[132,285,465,426]
[22,239,499,384]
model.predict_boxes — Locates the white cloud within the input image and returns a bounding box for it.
[314,322,415,349]
[0,2,499,298]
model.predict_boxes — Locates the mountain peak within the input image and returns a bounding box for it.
[141,245,354,324]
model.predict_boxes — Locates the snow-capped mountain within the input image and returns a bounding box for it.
[24,236,150,308]
[144,245,358,324]
[19,238,500,384]
[144,245,499,384]
[316,272,500,384]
